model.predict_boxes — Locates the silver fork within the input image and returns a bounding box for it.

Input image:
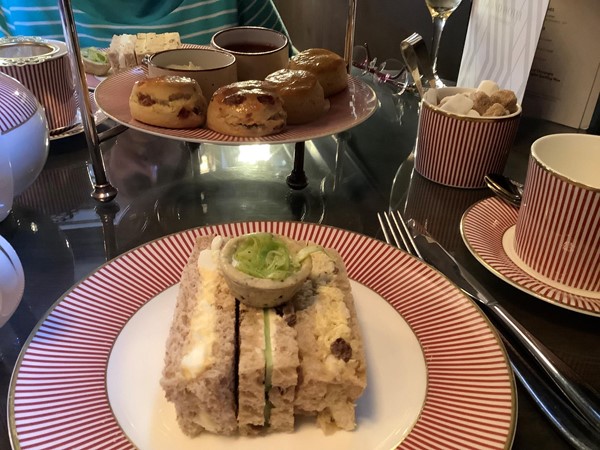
[378,210,600,449]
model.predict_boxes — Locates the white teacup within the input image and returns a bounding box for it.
[211,26,289,81]
[513,133,600,292]
[147,47,237,98]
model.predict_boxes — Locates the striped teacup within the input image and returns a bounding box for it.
[514,134,600,292]
[415,87,521,189]
[0,37,77,132]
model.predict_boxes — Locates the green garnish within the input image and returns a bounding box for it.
[233,234,298,281]
[81,47,108,64]
[233,233,323,281]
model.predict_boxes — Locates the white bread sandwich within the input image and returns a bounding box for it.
[134,32,181,65]
[160,233,366,437]
[108,34,137,72]
[108,32,182,72]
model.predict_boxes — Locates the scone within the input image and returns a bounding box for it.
[265,69,328,125]
[129,75,207,128]
[288,48,347,97]
[206,80,287,137]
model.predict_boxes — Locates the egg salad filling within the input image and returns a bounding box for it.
[313,285,352,372]
[180,246,220,379]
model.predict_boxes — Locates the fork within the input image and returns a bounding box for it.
[378,210,600,449]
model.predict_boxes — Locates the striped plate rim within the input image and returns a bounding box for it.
[93,59,378,144]
[461,197,600,316]
[8,222,515,449]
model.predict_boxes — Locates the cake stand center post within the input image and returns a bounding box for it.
[58,0,118,203]
[286,141,308,190]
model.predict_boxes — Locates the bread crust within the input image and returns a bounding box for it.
[129,75,207,128]
[292,249,367,432]
[237,304,267,434]
[288,48,348,97]
[265,69,328,124]
[160,235,237,436]
[206,80,286,137]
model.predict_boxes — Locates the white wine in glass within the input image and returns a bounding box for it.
[424,0,463,87]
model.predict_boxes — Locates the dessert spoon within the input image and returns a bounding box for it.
[484,173,523,207]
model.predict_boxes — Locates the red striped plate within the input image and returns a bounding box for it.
[461,197,600,316]
[94,68,378,145]
[8,222,515,449]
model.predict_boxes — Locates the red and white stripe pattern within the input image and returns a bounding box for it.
[14,160,89,219]
[515,158,600,292]
[94,66,378,145]
[0,73,38,134]
[0,57,76,131]
[10,222,515,449]
[403,169,489,250]
[415,103,520,188]
[462,197,600,315]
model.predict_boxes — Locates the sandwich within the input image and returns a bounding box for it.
[107,32,182,72]
[107,34,137,72]
[134,32,181,65]
[160,233,367,436]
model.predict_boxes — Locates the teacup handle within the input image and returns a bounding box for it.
[141,53,154,66]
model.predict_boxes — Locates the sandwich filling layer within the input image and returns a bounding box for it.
[179,247,220,379]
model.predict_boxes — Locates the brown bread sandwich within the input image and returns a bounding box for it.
[160,233,367,436]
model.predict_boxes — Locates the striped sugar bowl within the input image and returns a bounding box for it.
[514,134,600,293]
[0,36,77,131]
[415,87,521,188]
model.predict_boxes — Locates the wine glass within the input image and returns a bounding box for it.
[424,0,464,87]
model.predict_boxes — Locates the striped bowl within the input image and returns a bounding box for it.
[514,133,600,292]
[415,87,521,189]
[0,36,77,131]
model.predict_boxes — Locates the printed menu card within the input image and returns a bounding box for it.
[457,0,550,103]
[521,0,600,129]
[458,0,600,129]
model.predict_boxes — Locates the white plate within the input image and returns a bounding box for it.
[9,222,515,449]
[94,68,378,145]
[461,197,600,316]
[108,281,425,450]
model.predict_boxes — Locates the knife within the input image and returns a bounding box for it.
[405,219,600,436]
[502,334,600,449]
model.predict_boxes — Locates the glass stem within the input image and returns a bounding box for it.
[430,16,447,75]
